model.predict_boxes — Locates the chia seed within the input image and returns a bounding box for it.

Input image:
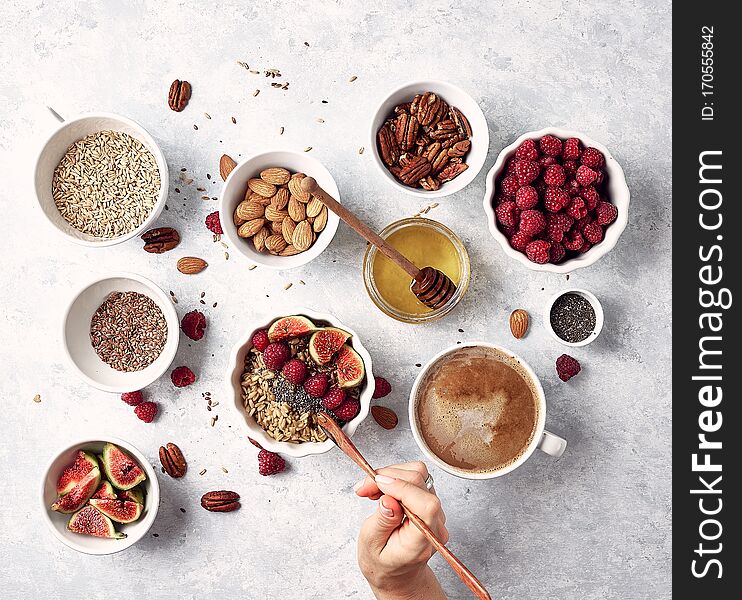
[272,376,322,414]
[550,293,596,343]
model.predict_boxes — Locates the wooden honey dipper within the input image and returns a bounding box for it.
[300,177,456,310]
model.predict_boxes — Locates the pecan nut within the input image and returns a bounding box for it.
[450,106,472,138]
[415,92,446,127]
[430,148,450,174]
[419,176,440,191]
[448,139,471,158]
[437,162,469,183]
[399,156,432,185]
[168,79,191,112]
[394,112,419,151]
[201,490,241,512]
[141,227,180,253]
[377,122,400,167]
[159,442,187,478]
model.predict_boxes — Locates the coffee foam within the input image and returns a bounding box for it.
[415,346,540,474]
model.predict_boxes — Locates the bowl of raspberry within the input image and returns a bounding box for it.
[483,128,630,272]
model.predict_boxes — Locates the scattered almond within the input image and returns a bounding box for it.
[177,257,208,274]
[371,406,398,430]
[509,309,530,339]
[219,154,237,181]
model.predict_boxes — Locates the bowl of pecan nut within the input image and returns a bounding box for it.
[370,80,489,198]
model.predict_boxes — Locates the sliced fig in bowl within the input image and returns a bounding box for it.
[309,327,351,365]
[334,344,365,389]
[67,505,126,539]
[101,443,146,490]
[56,450,98,496]
[119,486,144,505]
[89,499,143,524]
[91,480,117,500]
[267,315,317,342]
[51,467,101,514]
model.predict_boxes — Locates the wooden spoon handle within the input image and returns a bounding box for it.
[315,413,492,600]
[300,177,420,279]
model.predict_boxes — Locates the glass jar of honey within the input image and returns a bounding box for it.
[363,218,470,323]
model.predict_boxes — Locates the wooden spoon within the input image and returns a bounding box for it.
[316,412,492,600]
[300,177,456,310]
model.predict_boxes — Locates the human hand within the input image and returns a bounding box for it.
[355,462,448,600]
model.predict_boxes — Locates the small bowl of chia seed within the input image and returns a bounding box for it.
[545,289,604,347]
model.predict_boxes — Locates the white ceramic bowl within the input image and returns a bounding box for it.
[40,437,160,554]
[369,80,489,198]
[219,151,340,269]
[545,288,604,347]
[33,112,169,247]
[62,272,180,393]
[226,308,374,457]
[483,127,630,273]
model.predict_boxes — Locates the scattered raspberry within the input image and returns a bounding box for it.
[321,388,346,410]
[549,242,566,263]
[562,160,578,175]
[282,359,308,385]
[333,399,361,422]
[515,139,539,161]
[515,160,540,185]
[121,391,143,406]
[304,373,328,398]
[251,329,270,352]
[564,230,584,251]
[581,186,599,211]
[134,402,158,423]
[525,240,551,264]
[515,186,538,210]
[205,211,223,235]
[171,366,196,388]
[500,174,519,197]
[373,377,392,399]
[581,147,604,168]
[181,310,206,341]
[566,197,588,219]
[583,221,604,243]
[262,342,290,370]
[562,138,581,160]
[519,210,546,236]
[544,186,569,212]
[496,201,519,227]
[509,231,531,252]
[543,164,566,187]
[596,201,618,225]
[556,354,581,381]
[258,449,286,476]
[575,165,598,186]
[540,135,563,157]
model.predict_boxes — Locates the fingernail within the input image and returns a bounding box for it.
[379,498,394,517]
[352,479,364,492]
[375,474,395,485]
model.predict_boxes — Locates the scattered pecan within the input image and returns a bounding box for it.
[159,442,187,478]
[141,227,180,253]
[168,79,191,112]
[201,490,241,512]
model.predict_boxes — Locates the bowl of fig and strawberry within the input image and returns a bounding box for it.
[226,309,375,458]
[483,128,630,272]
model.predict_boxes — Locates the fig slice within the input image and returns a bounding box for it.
[68,505,126,539]
[56,450,98,496]
[101,443,146,491]
[334,344,365,389]
[89,499,143,524]
[51,467,101,514]
[308,327,351,365]
[267,315,317,342]
[119,487,144,505]
[91,480,117,500]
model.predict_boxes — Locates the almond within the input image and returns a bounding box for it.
[282,216,296,244]
[292,220,313,251]
[288,196,306,222]
[271,187,290,210]
[236,200,265,221]
[260,167,291,185]
[313,206,328,232]
[288,174,311,202]
[177,257,207,274]
[219,154,237,181]
[509,309,529,339]
[253,226,270,252]
[306,196,324,218]
[371,406,398,430]
[238,217,266,238]
[233,211,246,227]
[265,234,288,254]
[271,219,283,234]
[280,244,301,256]
[265,206,289,222]
[248,178,277,198]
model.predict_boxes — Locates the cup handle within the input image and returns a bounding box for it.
[538,430,567,457]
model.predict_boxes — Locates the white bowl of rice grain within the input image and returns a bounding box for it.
[33,113,168,247]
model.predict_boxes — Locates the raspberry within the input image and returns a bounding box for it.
[593,170,605,186]
[500,225,517,238]
[539,155,557,168]
[262,342,290,370]
[556,354,581,381]
[583,221,604,243]
[515,186,539,210]
[505,158,520,174]
[563,137,581,160]
[564,230,584,251]
[171,366,196,387]
[304,373,328,398]
[543,164,566,187]
[596,201,618,225]
[515,160,540,185]
[181,310,206,341]
[566,197,588,219]
[500,174,519,197]
[581,147,604,168]
[562,160,578,176]
[545,221,565,243]
[322,388,346,410]
[333,399,361,422]
[549,242,566,263]
[282,359,308,385]
[581,186,599,211]
[525,240,551,264]
[205,211,223,235]
[544,187,569,212]
[540,135,563,157]
[373,377,392,399]
[121,391,143,406]
[251,329,270,351]
[134,402,158,423]
[509,231,531,252]
[566,178,582,196]
[519,210,546,236]
[515,139,539,161]
[496,201,519,228]
[547,212,574,232]
[578,241,592,253]
[258,449,286,476]
[576,165,598,186]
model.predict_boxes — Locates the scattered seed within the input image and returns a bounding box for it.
[169,290,174,296]
[316,118,324,123]
[184,178,194,185]
[200,299,205,305]
[304,41,309,47]
[253,89,260,97]
[237,61,250,70]
[279,127,284,135]
[33,394,41,403]
[284,282,293,290]
[207,174,211,180]
[211,415,218,427]
[430,202,439,209]
[200,291,205,298]
[199,469,207,476]
[304,147,312,152]
[221,467,229,473]
[201,195,210,200]
[180,167,187,172]
[197,187,206,191]
[193,124,198,130]
[358,147,364,154]
[299,280,305,286]
[249,69,260,74]
[175,187,181,193]
[213,302,218,308]
[180,507,186,513]
[249,264,257,270]
[349,75,357,82]
[224,251,230,260]
[210,401,219,408]
[204,112,211,120]
[231,116,236,124]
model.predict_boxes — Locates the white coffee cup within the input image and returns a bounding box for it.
[409,342,567,479]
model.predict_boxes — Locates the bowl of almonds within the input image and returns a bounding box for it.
[219,151,340,269]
